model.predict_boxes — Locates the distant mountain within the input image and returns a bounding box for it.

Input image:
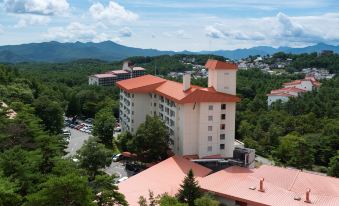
[0,41,338,63]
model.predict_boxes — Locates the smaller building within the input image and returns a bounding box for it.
[88,61,145,86]
[0,101,17,119]
[267,77,320,106]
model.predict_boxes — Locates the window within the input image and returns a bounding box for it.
[220,134,225,140]
[221,104,226,110]
[154,103,156,107]
[208,116,213,121]
[170,120,175,126]
[132,102,134,106]
[220,124,225,130]
[207,146,212,152]
[208,126,212,131]
[208,105,213,110]
[220,144,225,150]
[208,136,212,141]
[224,72,229,75]
[221,114,226,120]
[132,94,134,98]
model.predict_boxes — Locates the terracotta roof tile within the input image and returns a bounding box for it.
[199,165,339,206]
[118,156,212,206]
[205,59,238,70]
[116,75,240,104]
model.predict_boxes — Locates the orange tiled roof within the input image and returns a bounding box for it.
[267,92,295,97]
[116,75,240,104]
[118,156,212,206]
[205,59,238,70]
[271,87,307,94]
[199,165,339,206]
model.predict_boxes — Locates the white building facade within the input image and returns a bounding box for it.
[117,60,240,158]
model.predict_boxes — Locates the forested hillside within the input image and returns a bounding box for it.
[0,65,127,205]
[5,53,339,176]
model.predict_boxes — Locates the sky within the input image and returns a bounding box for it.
[0,0,339,51]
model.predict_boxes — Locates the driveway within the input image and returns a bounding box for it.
[65,128,90,156]
[65,128,131,178]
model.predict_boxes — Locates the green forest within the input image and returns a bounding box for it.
[0,53,339,205]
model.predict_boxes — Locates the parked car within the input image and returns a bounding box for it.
[117,176,128,183]
[112,154,122,162]
[69,124,75,128]
[85,118,94,124]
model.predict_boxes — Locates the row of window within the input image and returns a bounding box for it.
[208,124,226,131]
[208,104,227,111]
[208,114,226,121]
[207,144,225,152]
[208,134,226,142]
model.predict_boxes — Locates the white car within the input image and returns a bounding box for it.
[117,176,128,183]
[112,154,122,162]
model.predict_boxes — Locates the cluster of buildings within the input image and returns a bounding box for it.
[300,68,335,80]
[115,59,338,206]
[0,101,16,119]
[88,61,145,86]
[267,76,321,106]
[238,56,291,75]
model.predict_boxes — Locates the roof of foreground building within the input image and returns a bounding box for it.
[199,165,339,206]
[116,74,240,103]
[118,155,212,206]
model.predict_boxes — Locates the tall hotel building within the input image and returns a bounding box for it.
[116,60,240,158]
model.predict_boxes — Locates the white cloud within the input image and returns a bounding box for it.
[15,14,50,28]
[205,12,339,47]
[43,22,120,43]
[118,27,132,37]
[0,25,4,34]
[3,0,70,15]
[162,30,191,39]
[89,1,138,25]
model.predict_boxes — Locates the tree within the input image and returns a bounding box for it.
[159,194,187,206]
[176,169,202,206]
[117,131,134,152]
[77,137,112,179]
[90,174,127,206]
[24,174,93,206]
[0,176,22,206]
[93,107,115,147]
[132,116,171,162]
[194,194,219,206]
[275,135,314,169]
[33,95,63,134]
[328,152,339,177]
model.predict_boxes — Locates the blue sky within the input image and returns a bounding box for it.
[0,0,339,51]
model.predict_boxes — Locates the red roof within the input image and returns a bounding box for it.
[132,67,146,71]
[267,92,295,97]
[271,87,307,94]
[118,156,212,206]
[112,70,129,74]
[205,59,238,70]
[199,165,339,206]
[283,80,303,86]
[92,73,117,78]
[116,75,240,104]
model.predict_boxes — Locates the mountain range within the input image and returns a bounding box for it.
[0,41,338,63]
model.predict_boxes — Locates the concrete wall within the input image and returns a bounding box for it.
[208,69,237,95]
[131,93,152,133]
[88,76,99,85]
[267,95,289,106]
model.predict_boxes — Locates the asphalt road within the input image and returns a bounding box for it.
[65,128,130,179]
[65,128,90,156]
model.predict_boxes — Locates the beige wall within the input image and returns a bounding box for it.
[208,69,237,95]
[88,76,99,85]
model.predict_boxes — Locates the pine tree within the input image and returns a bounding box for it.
[176,169,202,206]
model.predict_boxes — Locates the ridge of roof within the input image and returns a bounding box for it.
[205,59,238,70]
[116,75,240,103]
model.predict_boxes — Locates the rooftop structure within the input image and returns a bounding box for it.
[116,59,240,158]
[200,165,339,206]
[118,156,212,206]
[0,101,17,119]
[88,61,145,86]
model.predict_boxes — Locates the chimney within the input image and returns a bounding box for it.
[305,188,311,203]
[183,74,191,91]
[258,178,265,192]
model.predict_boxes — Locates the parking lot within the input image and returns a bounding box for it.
[64,125,132,180]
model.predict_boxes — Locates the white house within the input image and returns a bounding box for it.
[116,59,240,159]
